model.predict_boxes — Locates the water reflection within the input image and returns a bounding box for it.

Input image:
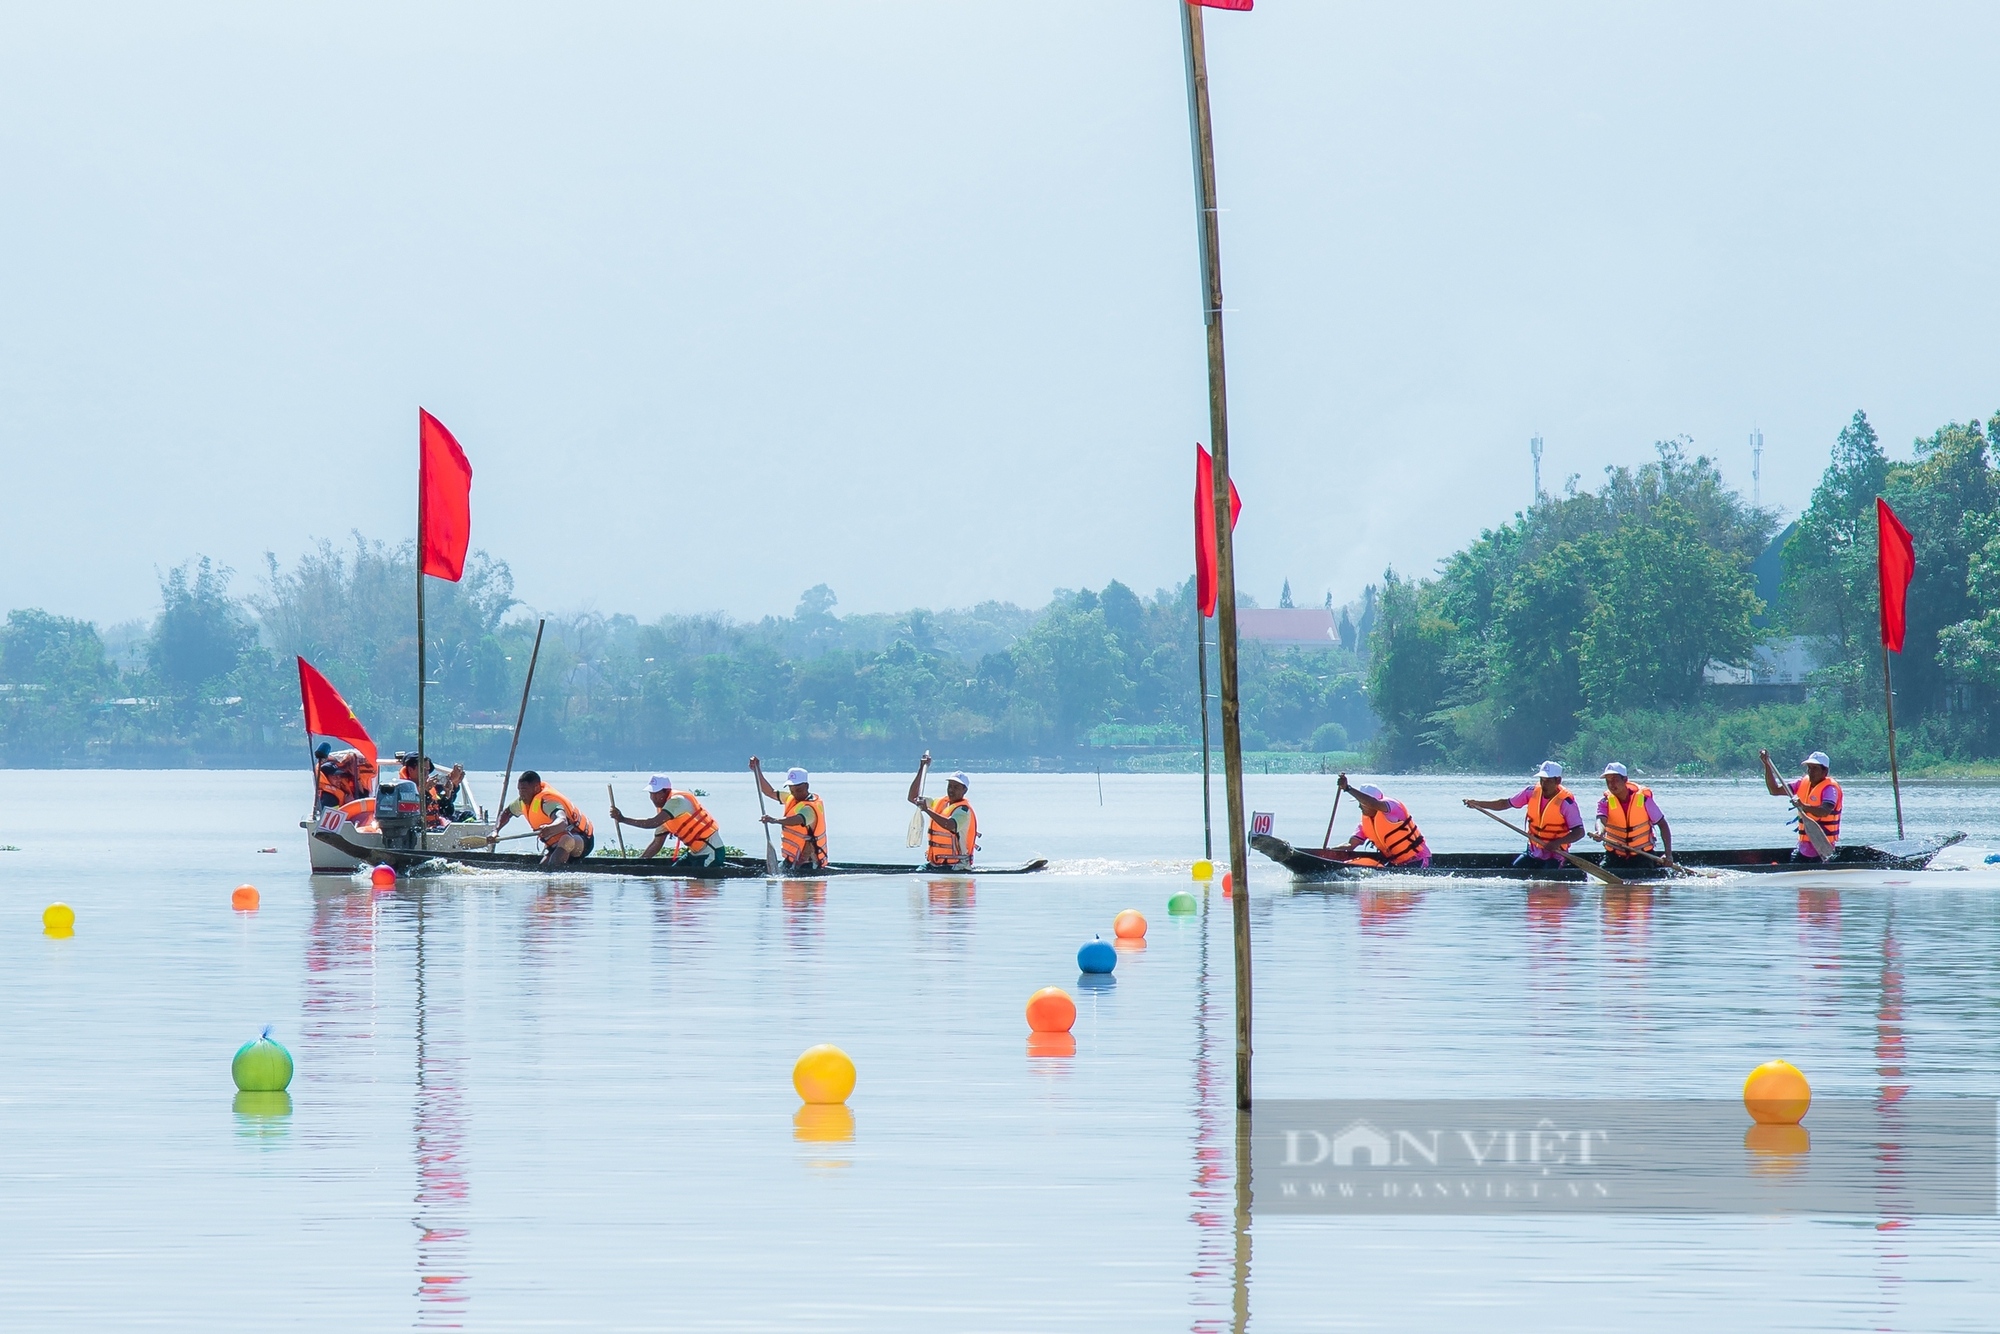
[783,881,828,946]
[792,1104,855,1143]
[233,1091,293,1145]
[1356,888,1420,935]
[412,891,470,1328]
[1188,896,1248,1334]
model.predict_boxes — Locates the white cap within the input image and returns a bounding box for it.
[648,775,673,793]
[1802,751,1831,769]
[1602,762,1628,777]
[1356,784,1384,800]
[786,767,810,786]
[1536,761,1563,778]
[947,771,971,790]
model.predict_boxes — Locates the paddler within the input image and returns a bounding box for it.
[400,753,467,825]
[313,743,370,809]
[750,757,828,871]
[1590,762,1673,867]
[1464,760,1584,867]
[907,751,977,869]
[1334,773,1430,867]
[1761,748,1841,861]
[491,770,595,867]
[609,775,726,873]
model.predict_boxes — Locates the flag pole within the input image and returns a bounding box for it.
[1182,0,1252,1111]
[416,409,428,827]
[1881,641,1904,839]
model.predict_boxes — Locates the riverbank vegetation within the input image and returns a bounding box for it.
[0,540,1373,770]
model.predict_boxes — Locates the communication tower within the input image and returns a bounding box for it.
[1530,435,1544,504]
[1751,428,1764,508]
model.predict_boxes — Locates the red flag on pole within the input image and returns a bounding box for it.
[297,657,376,766]
[419,409,473,582]
[1195,442,1243,618]
[1188,0,1254,10]
[1877,497,1915,652]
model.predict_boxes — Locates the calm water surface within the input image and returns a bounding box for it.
[2,769,1998,1331]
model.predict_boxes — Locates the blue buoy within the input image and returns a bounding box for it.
[1077,935,1117,974]
[1986,853,2000,865]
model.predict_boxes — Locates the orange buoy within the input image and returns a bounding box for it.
[370,864,396,889]
[1221,871,1233,897]
[1113,909,1147,939]
[231,885,260,911]
[1743,1059,1812,1125]
[1025,986,1077,1034]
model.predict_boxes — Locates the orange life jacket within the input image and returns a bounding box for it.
[316,751,374,807]
[782,793,827,866]
[1526,785,1578,847]
[520,786,593,840]
[1601,784,1655,854]
[1359,804,1426,865]
[659,792,719,851]
[1796,776,1841,848]
[926,797,977,867]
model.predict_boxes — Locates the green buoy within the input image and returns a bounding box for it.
[232,1027,294,1093]
[1167,891,1199,916]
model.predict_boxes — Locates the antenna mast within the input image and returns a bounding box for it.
[1530,435,1544,505]
[1751,428,1764,508]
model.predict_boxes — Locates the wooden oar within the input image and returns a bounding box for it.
[608,784,629,859]
[1321,783,1344,851]
[1471,805,1625,886]
[907,755,930,848]
[1593,832,1715,878]
[1788,798,1837,860]
[490,618,545,844]
[753,767,779,876]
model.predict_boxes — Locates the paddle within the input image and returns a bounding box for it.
[608,784,629,859]
[1788,798,1837,860]
[1470,804,1626,886]
[1592,831,1714,878]
[1321,782,1344,852]
[907,754,931,848]
[753,765,779,876]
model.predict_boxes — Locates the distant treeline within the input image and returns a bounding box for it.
[0,539,1375,770]
[1370,413,2000,774]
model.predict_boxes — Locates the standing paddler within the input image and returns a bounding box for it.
[1333,773,1430,867]
[907,751,977,869]
[1589,762,1673,868]
[609,775,726,873]
[750,757,828,872]
[491,770,595,868]
[1464,761,1585,867]
[1761,748,1842,861]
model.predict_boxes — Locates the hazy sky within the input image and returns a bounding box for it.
[5,1,1998,631]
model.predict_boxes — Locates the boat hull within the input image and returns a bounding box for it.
[305,812,497,873]
[314,831,1047,880]
[1251,833,1963,883]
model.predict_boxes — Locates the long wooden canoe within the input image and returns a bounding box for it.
[1252,832,1964,883]
[315,831,1047,879]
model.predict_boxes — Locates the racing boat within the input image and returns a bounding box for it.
[1252,832,1965,883]
[315,830,1048,879]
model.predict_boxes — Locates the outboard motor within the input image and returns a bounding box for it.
[374,779,424,850]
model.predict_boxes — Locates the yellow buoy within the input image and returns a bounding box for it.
[1192,860,1213,882]
[43,903,75,935]
[1743,1059,1812,1125]
[793,1044,857,1105]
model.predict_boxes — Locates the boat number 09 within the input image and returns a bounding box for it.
[1250,811,1274,837]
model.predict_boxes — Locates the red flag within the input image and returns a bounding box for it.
[298,657,376,766]
[1877,497,1915,652]
[1188,0,1254,10]
[419,409,473,582]
[1195,443,1243,618]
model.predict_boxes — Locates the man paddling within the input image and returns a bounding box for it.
[492,770,595,868]
[1590,762,1673,868]
[610,775,726,873]
[908,751,977,869]
[1334,774,1430,867]
[1464,761,1584,867]
[1761,748,1841,861]
[751,757,828,871]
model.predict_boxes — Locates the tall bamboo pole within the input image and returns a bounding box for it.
[1181,0,1252,1111]
[416,410,428,831]
[1882,642,1904,839]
